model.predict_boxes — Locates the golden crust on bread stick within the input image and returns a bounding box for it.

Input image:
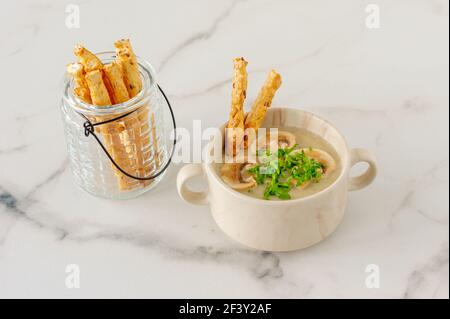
[114,39,137,64]
[245,70,281,131]
[85,70,112,106]
[74,45,103,72]
[103,61,142,185]
[66,63,91,103]
[226,57,248,156]
[244,70,281,149]
[115,39,155,186]
[115,41,142,98]
[103,62,130,104]
[85,69,134,190]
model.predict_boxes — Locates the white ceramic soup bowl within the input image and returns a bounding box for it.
[177,108,377,252]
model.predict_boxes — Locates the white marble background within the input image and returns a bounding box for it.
[0,0,448,298]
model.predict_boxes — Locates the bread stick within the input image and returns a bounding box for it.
[244,70,281,131]
[85,70,111,106]
[74,45,103,72]
[66,63,91,103]
[114,39,137,64]
[103,62,130,104]
[115,42,141,98]
[115,40,155,186]
[84,70,137,190]
[104,61,145,186]
[226,57,248,157]
[244,70,281,149]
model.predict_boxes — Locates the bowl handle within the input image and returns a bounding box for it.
[177,164,209,205]
[348,148,378,191]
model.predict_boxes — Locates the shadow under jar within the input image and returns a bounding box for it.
[61,52,168,199]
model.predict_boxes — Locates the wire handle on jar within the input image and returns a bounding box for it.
[79,84,176,181]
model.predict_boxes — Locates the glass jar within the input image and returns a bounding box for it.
[61,52,173,199]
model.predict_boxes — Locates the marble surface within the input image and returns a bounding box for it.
[0,0,448,298]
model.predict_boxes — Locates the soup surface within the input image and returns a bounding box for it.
[216,127,341,200]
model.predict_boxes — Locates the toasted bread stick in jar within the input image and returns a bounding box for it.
[85,69,136,190]
[74,45,103,72]
[115,40,154,186]
[115,41,142,98]
[85,70,111,106]
[66,62,91,104]
[104,61,144,187]
[103,62,130,104]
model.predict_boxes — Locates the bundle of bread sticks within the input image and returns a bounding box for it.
[225,57,282,157]
[67,39,158,191]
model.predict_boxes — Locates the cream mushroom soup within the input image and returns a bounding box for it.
[217,127,341,200]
